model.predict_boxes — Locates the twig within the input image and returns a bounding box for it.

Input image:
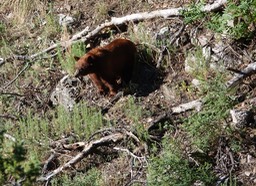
[156,47,165,68]
[42,152,60,174]
[0,92,24,97]
[114,147,145,160]
[0,57,4,66]
[0,114,18,120]
[88,127,122,142]
[125,130,141,144]
[101,91,123,114]
[49,136,76,148]
[0,62,30,91]
[169,21,185,45]
[147,111,172,131]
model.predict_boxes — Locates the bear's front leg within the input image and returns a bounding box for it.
[89,73,106,95]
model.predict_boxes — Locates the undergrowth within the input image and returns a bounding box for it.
[52,168,103,186]
[182,0,256,39]
[147,138,215,185]
[183,47,236,151]
[58,42,86,74]
[124,96,149,141]
[147,45,236,185]
[0,130,40,185]
[3,103,108,164]
[183,74,235,151]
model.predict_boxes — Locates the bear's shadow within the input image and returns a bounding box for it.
[129,48,165,97]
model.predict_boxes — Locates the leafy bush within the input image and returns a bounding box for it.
[52,168,103,186]
[17,104,106,143]
[58,42,86,74]
[124,96,149,140]
[181,2,205,24]
[147,139,215,186]
[208,0,256,39]
[183,74,234,151]
[182,0,256,39]
[0,130,40,185]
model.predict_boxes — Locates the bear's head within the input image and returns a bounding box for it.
[74,54,96,77]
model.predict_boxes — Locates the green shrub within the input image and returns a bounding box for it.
[147,139,215,185]
[52,168,103,186]
[208,0,256,39]
[58,42,86,74]
[183,74,235,151]
[182,0,256,39]
[0,130,40,185]
[181,2,205,24]
[17,104,106,143]
[124,96,149,140]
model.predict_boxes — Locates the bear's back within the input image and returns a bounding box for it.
[94,39,136,80]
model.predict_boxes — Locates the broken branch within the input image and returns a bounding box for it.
[0,62,30,91]
[38,132,124,182]
[172,99,203,113]
[226,62,256,88]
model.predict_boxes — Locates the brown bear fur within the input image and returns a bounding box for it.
[74,38,136,96]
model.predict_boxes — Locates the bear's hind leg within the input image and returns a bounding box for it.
[89,73,106,95]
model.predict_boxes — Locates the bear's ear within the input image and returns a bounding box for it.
[74,56,80,61]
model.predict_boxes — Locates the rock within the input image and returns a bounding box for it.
[58,14,75,26]
[161,84,177,102]
[159,26,169,35]
[0,57,4,66]
[191,79,201,88]
[50,75,82,111]
[184,46,211,73]
[211,36,242,67]
[247,154,253,163]
[230,109,254,129]
[184,55,196,73]
[197,35,209,46]
[155,26,169,40]
[244,171,251,177]
[202,46,211,61]
[212,40,226,54]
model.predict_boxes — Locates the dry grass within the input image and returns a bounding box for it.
[1,0,46,26]
[94,0,110,21]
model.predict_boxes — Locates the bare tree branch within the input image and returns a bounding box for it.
[226,62,256,88]
[38,133,124,182]
[0,62,30,91]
